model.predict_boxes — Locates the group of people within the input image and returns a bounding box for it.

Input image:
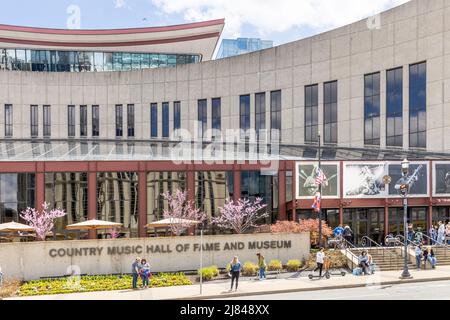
[428,221,450,245]
[131,257,152,289]
[414,245,437,270]
[228,253,267,292]
[332,224,354,244]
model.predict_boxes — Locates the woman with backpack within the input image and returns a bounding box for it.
[229,256,242,292]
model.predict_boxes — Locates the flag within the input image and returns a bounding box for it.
[312,192,321,213]
[315,167,327,186]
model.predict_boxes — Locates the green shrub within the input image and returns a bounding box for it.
[267,259,282,272]
[18,273,192,297]
[242,262,258,276]
[286,260,302,272]
[198,266,219,281]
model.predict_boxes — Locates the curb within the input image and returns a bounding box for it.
[170,276,450,300]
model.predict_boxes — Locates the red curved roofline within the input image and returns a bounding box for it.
[0,19,225,35]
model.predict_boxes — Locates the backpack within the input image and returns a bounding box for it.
[352,267,362,276]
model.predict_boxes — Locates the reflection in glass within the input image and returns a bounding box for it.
[386,67,403,147]
[0,174,35,223]
[45,173,88,234]
[195,172,233,220]
[97,172,139,237]
[409,62,426,148]
[147,172,186,223]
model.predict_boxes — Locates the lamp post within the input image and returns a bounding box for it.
[318,131,322,248]
[399,159,412,279]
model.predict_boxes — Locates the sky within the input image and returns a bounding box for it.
[0,0,410,47]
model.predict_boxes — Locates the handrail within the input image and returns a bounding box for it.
[339,237,358,270]
[360,236,400,270]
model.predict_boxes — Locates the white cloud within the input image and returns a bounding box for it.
[115,0,127,9]
[151,0,410,39]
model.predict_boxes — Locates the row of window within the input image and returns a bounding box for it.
[365,62,426,148]
[304,81,338,144]
[0,49,200,72]
[303,61,426,148]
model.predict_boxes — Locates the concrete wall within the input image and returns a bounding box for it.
[0,0,448,152]
[0,232,310,281]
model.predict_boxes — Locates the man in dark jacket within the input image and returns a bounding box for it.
[132,257,142,289]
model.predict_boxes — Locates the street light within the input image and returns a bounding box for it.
[317,131,322,248]
[398,158,412,279]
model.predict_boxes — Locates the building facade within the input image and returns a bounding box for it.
[1,0,450,243]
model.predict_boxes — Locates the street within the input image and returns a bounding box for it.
[216,280,450,300]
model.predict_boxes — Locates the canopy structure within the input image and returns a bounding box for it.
[0,221,35,232]
[145,218,201,229]
[66,219,122,231]
[0,140,449,162]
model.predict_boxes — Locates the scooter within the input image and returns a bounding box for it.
[308,258,346,280]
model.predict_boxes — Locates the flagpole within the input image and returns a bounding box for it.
[318,131,322,248]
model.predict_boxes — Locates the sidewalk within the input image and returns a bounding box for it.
[7,266,450,300]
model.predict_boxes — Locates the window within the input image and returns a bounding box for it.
[409,62,426,148]
[386,67,403,147]
[68,105,75,137]
[115,105,123,137]
[364,73,381,145]
[198,99,207,138]
[270,90,281,141]
[30,105,38,137]
[255,93,266,140]
[151,103,158,138]
[174,101,181,132]
[80,105,87,137]
[240,95,250,136]
[305,85,318,143]
[212,98,221,135]
[324,81,338,144]
[127,104,135,137]
[92,105,100,137]
[5,104,12,137]
[43,105,51,137]
[162,102,169,138]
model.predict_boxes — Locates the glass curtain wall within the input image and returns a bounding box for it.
[45,173,88,238]
[240,171,275,224]
[97,172,139,237]
[147,172,186,223]
[364,73,380,145]
[195,171,234,220]
[0,49,200,72]
[0,174,35,223]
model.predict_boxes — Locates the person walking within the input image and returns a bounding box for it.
[140,259,151,289]
[438,221,446,245]
[314,248,325,277]
[131,257,141,289]
[429,225,437,245]
[256,253,267,280]
[229,256,242,292]
[422,247,429,270]
[415,245,423,271]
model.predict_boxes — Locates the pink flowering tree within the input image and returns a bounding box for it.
[212,198,268,234]
[20,202,67,241]
[162,189,207,236]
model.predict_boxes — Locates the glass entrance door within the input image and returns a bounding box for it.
[343,208,384,245]
[388,207,428,236]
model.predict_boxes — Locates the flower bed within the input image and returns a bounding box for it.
[18,273,192,297]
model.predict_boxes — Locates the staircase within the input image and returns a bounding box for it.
[349,247,414,271]
[431,246,450,266]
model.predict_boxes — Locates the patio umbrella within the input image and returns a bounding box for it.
[145,218,201,229]
[0,221,35,233]
[66,219,123,231]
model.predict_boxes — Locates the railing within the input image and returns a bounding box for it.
[329,236,358,270]
[360,236,401,271]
